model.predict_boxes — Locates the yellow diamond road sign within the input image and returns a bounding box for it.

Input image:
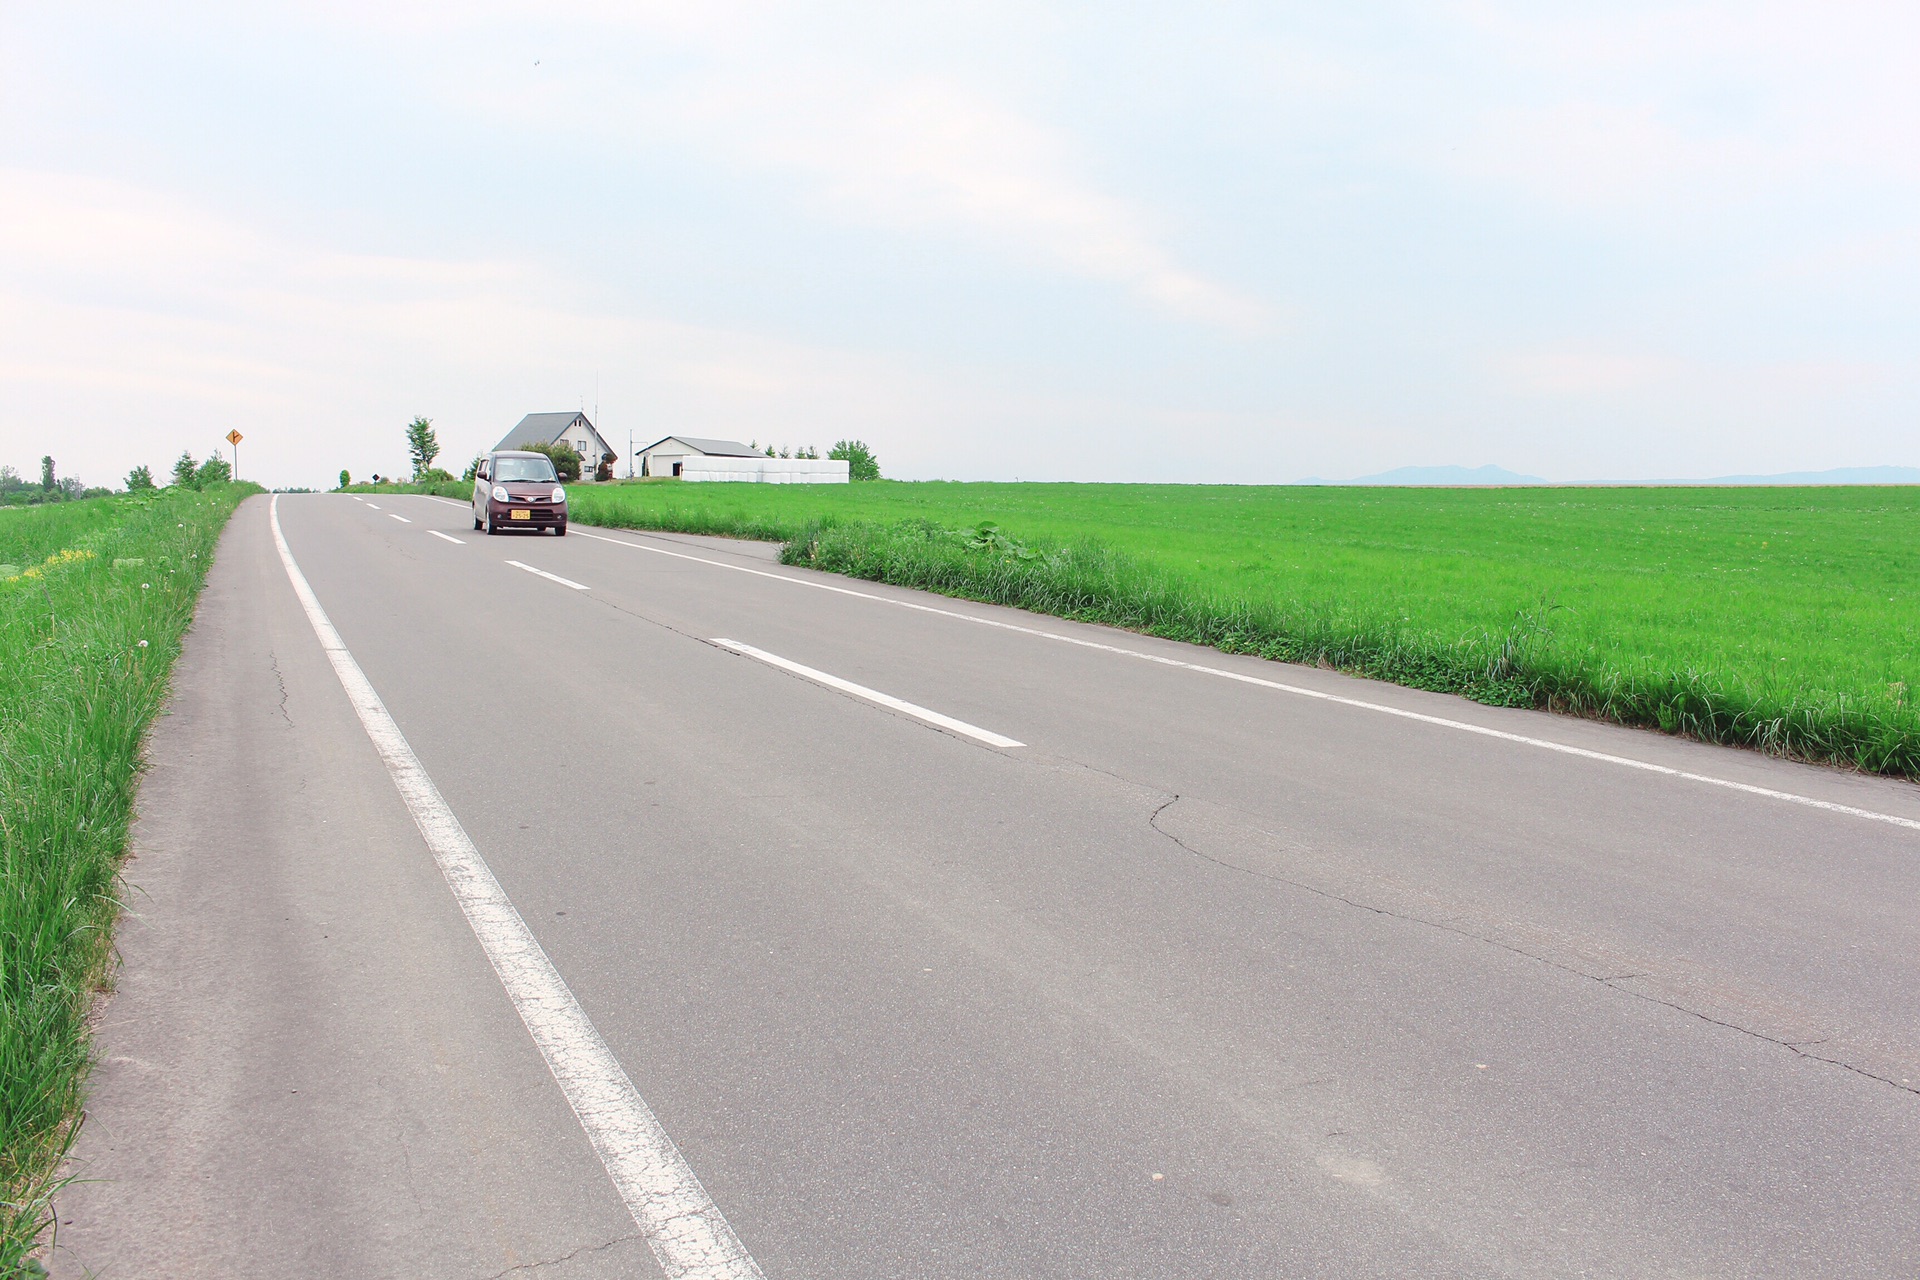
[226,430,243,446]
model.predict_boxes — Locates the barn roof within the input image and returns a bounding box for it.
[636,435,763,458]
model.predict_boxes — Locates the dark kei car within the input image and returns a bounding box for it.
[473,450,568,535]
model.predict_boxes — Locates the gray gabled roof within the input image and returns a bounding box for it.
[635,435,763,458]
[493,412,614,458]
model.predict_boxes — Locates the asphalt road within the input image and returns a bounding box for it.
[48,492,1920,1278]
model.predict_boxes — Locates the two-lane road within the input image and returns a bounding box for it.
[51,493,1920,1277]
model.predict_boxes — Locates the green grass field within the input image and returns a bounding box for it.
[0,484,254,1270]
[558,480,1920,776]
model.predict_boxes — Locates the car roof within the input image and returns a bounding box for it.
[491,449,549,458]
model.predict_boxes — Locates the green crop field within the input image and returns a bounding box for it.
[0,484,254,1269]
[560,480,1920,777]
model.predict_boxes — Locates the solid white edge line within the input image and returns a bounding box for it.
[714,638,1024,749]
[429,530,465,545]
[571,528,1920,834]
[269,496,763,1280]
[507,560,589,590]
[389,513,412,523]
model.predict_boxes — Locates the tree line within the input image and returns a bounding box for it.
[0,456,111,506]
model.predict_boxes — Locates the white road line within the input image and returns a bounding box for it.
[389,513,412,523]
[575,528,1920,834]
[268,497,763,1280]
[713,638,1024,749]
[507,560,589,591]
[365,503,381,510]
[428,530,465,545]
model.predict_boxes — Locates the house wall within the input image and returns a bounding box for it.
[557,424,603,461]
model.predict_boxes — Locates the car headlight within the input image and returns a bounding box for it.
[552,486,567,503]
[491,485,509,502]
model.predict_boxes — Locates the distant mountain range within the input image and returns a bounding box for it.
[1297,464,1920,487]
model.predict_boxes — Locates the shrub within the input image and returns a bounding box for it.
[829,439,881,481]
[518,441,582,482]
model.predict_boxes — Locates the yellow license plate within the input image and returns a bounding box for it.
[510,509,531,520]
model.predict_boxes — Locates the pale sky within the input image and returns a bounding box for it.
[3,2,1916,489]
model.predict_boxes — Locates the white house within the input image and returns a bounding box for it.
[495,412,616,476]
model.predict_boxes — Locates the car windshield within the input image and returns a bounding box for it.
[494,456,558,483]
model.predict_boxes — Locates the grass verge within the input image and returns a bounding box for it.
[564,481,1920,778]
[0,484,256,1273]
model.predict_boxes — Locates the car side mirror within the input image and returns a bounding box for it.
[476,464,489,480]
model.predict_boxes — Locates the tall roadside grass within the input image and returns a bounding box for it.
[0,484,256,1272]
[779,519,1920,776]
[564,482,1920,779]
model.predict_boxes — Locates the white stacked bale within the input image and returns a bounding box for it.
[680,457,851,484]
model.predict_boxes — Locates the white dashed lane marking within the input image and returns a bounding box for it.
[713,638,1024,750]
[507,560,589,591]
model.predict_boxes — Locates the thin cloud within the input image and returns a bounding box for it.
[736,76,1269,330]
[302,2,1268,330]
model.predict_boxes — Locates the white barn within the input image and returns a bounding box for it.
[636,436,849,483]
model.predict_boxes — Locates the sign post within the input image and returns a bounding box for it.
[226,429,243,482]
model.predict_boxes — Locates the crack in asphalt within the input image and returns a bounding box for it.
[1145,794,1920,1098]
[268,649,294,727]
[477,1233,643,1280]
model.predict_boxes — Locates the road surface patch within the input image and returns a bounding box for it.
[268,496,763,1280]
[712,638,1024,749]
[506,560,589,591]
